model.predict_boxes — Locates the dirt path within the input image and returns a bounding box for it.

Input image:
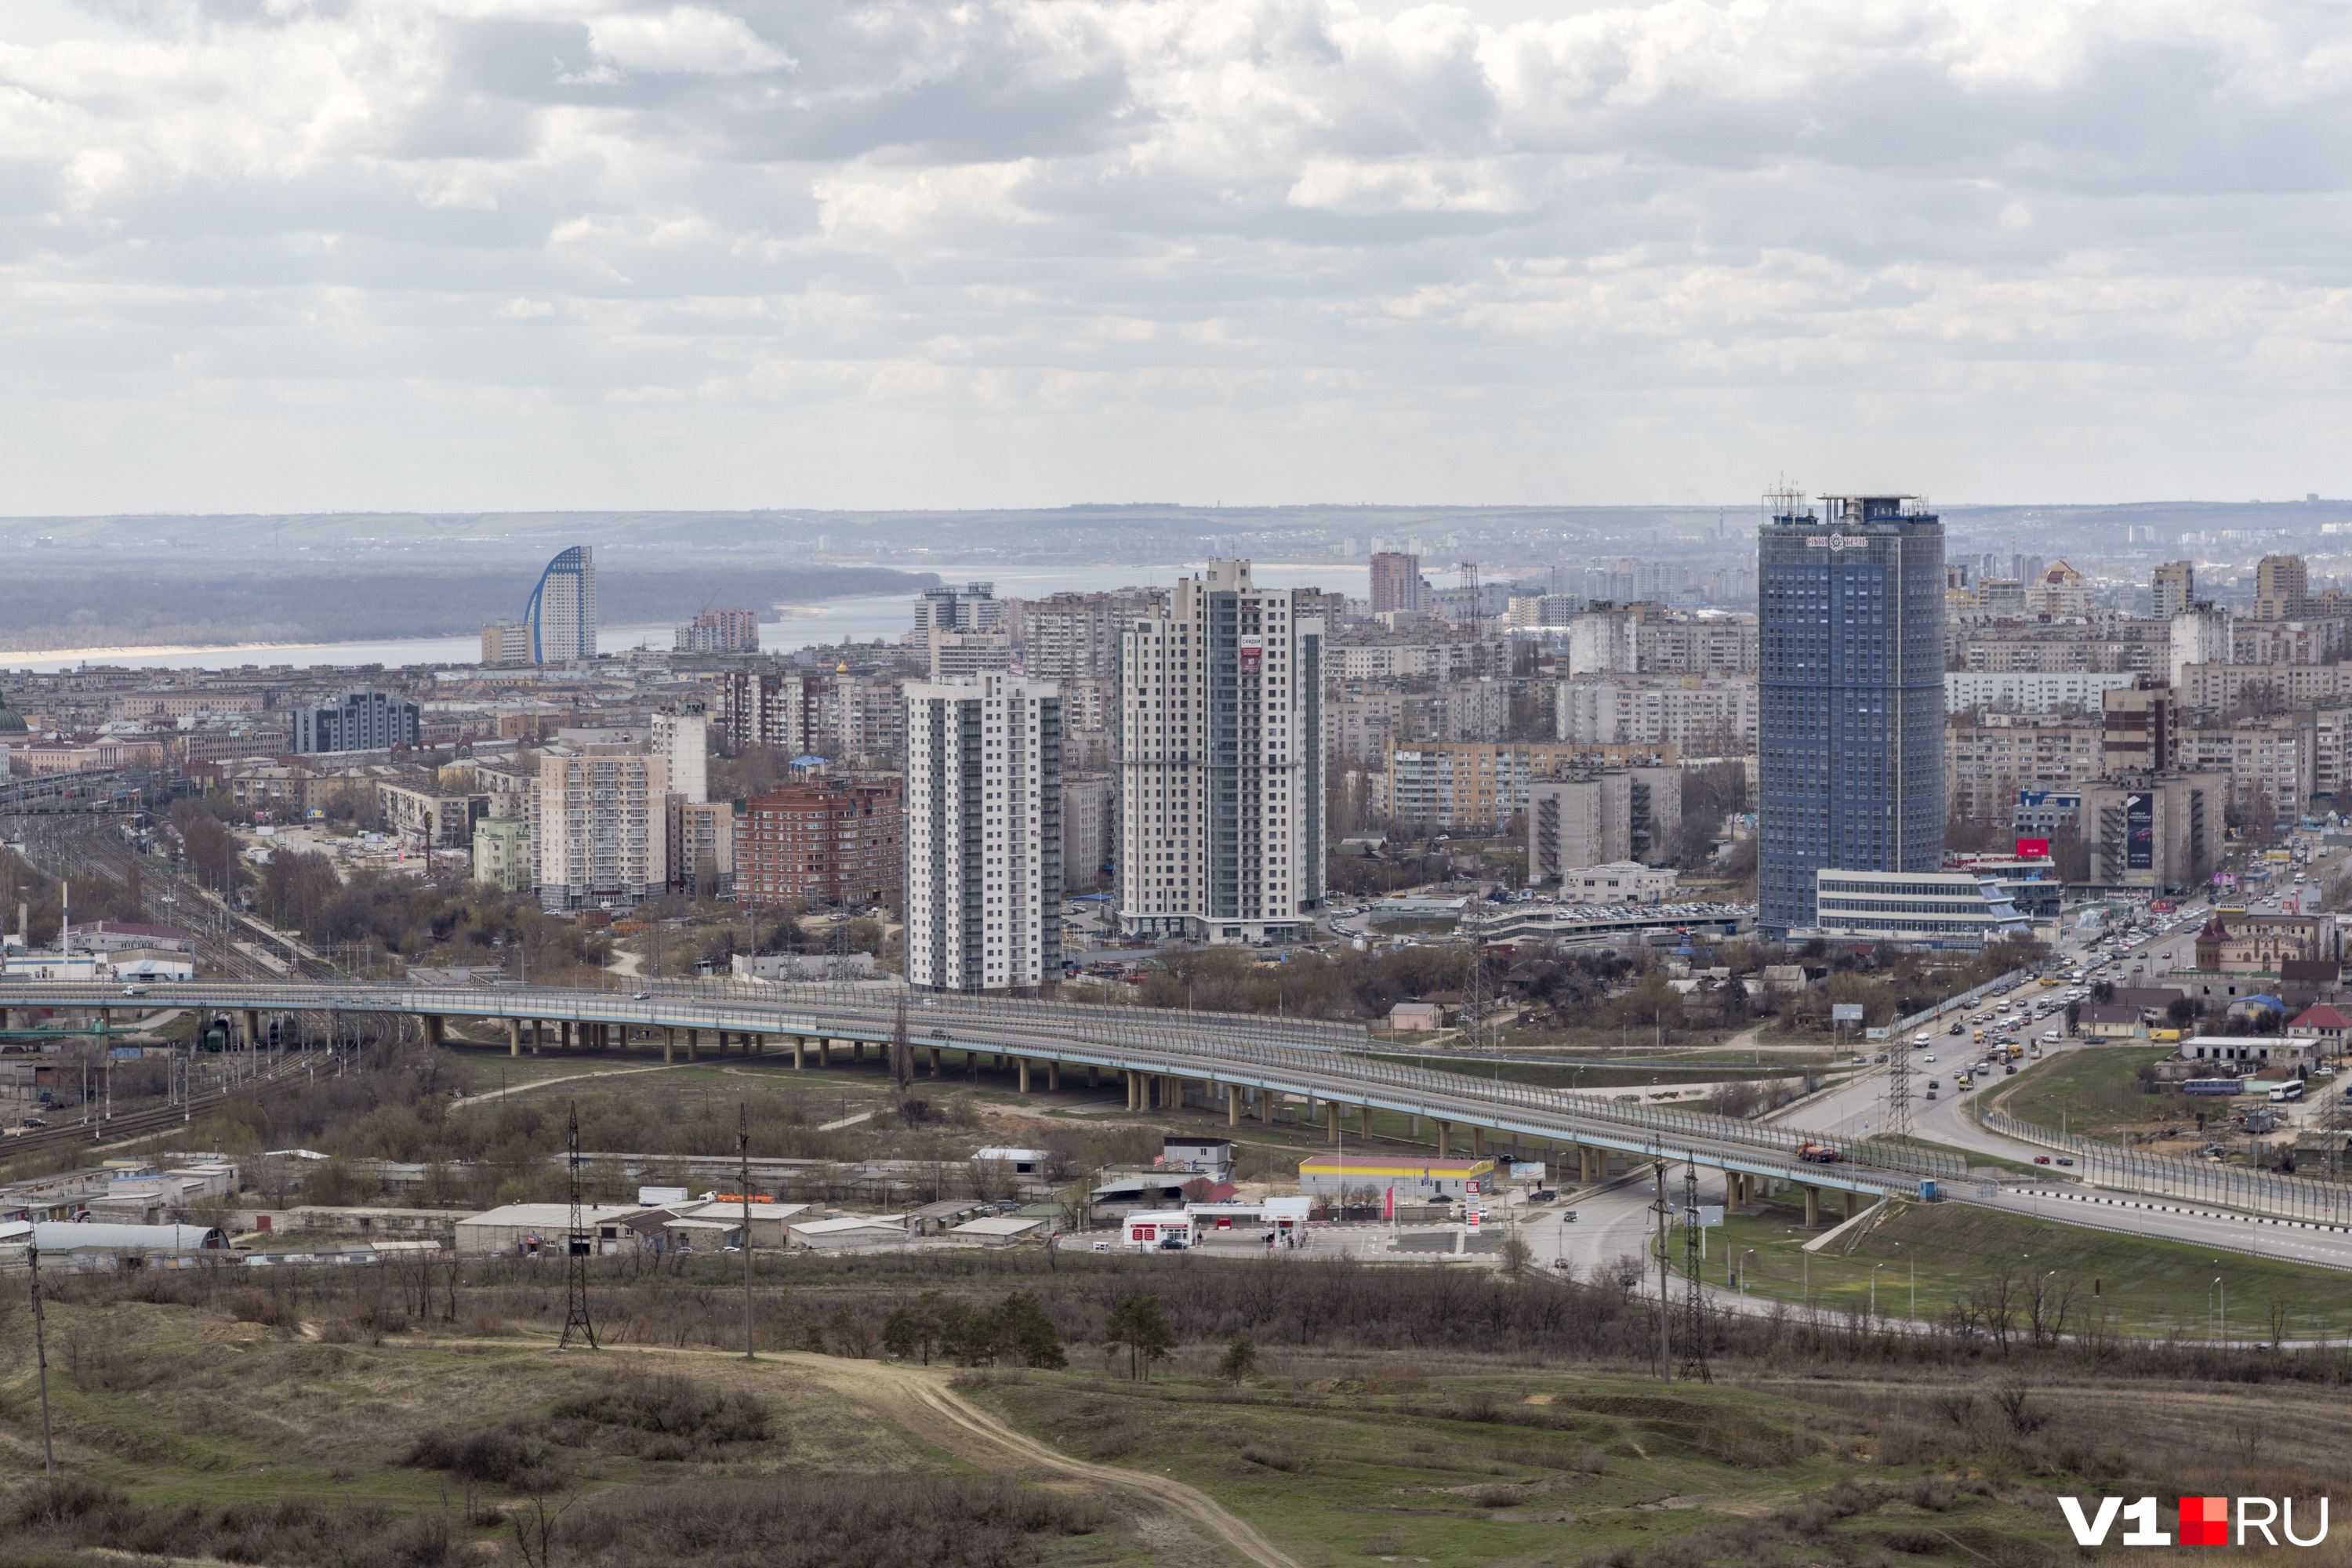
[459,1062,693,1105]
[786,1353,1301,1568]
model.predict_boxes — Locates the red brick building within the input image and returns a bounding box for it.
[737,777,903,908]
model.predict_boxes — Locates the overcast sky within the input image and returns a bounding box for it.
[2,0,2347,514]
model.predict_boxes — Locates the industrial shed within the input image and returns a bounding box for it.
[454,1203,649,1257]
[0,1220,225,1254]
[949,1216,1046,1246]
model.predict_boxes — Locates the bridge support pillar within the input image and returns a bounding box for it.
[928,1046,941,1076]
[243,1010,260,1049]
[1124,1070,1138,1110]
[531,1019,543,1054]
[1436,1120,1451,1158]
[1087,1063,1099,1089]
[1228,1086,1240,1127]
[1803,1185,1820,1228]
[1842,1189,1856,1224]
[663,1028,675,1064]
[1470,1126,1486,1158]
[1327,1101,1340,1143]
[1360,1102,1373,1138]
[849,1040,861,1065]
[686,1030,699,1062]
[1047,1061,1060,1092]
[509,1020,521,1058]
[1018,1058,1032,1094]
[424,1014,444,1047]
[792,1036,805,1069]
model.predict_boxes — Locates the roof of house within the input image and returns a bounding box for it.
[786,1215,906,1236]
[2281,960,2343,983]
[951,1216,1045,1238]
[2076,1003,2142,1025]
[456,1203,647,1229]
[2291,1004,2352,1030]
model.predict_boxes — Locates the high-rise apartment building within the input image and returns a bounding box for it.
[673,609,760,654]
[908,582,1003,652]
[480,621,531,666]
[1369,553,1425,616]
[525,546,597,664]
[2151,561,2195,621]
[292,686,420,753]
[2100,679,2178,772]
[1014,590,1162,684]
[651,701,709,804]
[930,630,1014,680]
[1116,561,1326,945]
[2254,554,2308,622]
[535,746,669,909]
[903,673,1062,991]
[737,777,904,909]
[718,670,823,754]
[666,798,735,896]
[1757,494,1945,937]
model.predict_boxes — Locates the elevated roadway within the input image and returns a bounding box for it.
[0,978,1951,1221]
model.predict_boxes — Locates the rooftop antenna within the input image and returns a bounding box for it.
[560,1100,598,1349]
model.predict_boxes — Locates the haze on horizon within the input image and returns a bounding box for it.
[2,0,2347,517]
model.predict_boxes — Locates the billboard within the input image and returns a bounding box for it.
[2016,837,2051,858]
[1831,1003,1864,1022]
[1238,637,1263,675]
[2125,793,2154,871]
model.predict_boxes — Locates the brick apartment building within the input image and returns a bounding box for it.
[737,778,904,909]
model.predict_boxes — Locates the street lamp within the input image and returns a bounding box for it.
[1738,1247,1755,1298]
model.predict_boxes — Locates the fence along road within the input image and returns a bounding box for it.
[4,978,1956,1208]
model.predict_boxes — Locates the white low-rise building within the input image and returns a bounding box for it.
[1809,869,2031,949]
[1558,862,1678,904]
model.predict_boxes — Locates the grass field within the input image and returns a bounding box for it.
[1684,1195,2352,1341]
[1990,1045,2174,1139]
[12,1258,2352,1566]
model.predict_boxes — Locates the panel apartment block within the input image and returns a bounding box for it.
[904,674,1062,992]
[535,748,669,910]
[1117,560,1325,945]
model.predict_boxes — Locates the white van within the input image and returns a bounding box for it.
[1911,1033,1931,1048]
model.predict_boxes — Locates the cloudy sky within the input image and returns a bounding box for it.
[2,0,2347,514]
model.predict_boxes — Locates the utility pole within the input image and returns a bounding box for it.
[1650,1160,1672,1381]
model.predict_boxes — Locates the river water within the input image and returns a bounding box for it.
[3,561,1370,675]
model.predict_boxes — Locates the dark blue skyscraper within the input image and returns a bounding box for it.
[1758,494,1945,937]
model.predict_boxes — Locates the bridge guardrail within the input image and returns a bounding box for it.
[1981,1107,2352,1226]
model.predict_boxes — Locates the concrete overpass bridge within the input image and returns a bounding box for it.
[1,979,1953,1225]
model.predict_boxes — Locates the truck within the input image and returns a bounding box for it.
[1795,1141,1843,1163]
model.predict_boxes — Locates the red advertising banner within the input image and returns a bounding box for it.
[1239,638,1262,675]
[2015,837,2051,858]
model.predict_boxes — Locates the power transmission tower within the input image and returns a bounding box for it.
[1679,1158,1711,1384]
[1650,1159,1673,1381]
[1455,560,1483,648]
[1457,895,1495,1053]
[1883,1037,1913,1142]
[890,990,913,1091]
[560,1101,597,1350]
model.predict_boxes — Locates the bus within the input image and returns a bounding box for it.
[2269,1082,2305,1102]
[2182,1078,2244,1096]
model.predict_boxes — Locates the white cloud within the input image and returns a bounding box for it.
[587,7,794,75]
[0,0,2347,510]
